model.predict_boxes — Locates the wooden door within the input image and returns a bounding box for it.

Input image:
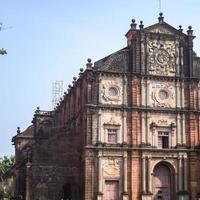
[105,181,119,200]
[153,165,171,200]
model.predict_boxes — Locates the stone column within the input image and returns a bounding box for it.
[123,77,127,105]
[184,156,188,191]
[123,111,127,144]
[198,115,200,144]
[178,156,183,191]
[177,114,181,145]
[25,163,31,200]
[182,114,186,145]
[146,81,150,107]
[147,113,151,145]
[98,111,102,144]
[141,79,146,106]
[198,82,200,109]
[147,156,152,193]
[98,151,103,194]
[176,82,181,108]
[181,82,185,108]
[123,152,128,193]
[142,156,146,193]
[141,113,146,145]
[180,47,184,77]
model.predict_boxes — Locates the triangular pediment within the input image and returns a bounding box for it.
[144,22,185,36]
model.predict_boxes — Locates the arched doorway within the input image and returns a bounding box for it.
[153,163,174,200]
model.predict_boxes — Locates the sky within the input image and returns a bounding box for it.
[0,0,200,157]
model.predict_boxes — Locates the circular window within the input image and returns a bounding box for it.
[108,87,118,97]
[158,89,169,100]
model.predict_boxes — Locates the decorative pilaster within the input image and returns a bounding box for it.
[147,156,152,194]
[122,152,129,200]
[198,82,200,109]
[122,111,127,145]
[146,81,150,107]
[25,162,31,200]
[182,114,186,145]
[141,79,146,106]
[177,114,181,146]
[180,46,184,77]
[97,151,103,200]
[141,113,146,145]
[97,110,102,145]
[147,113,151,146]
[198,115,200,144]
[178,155,183,191]
[183,155,188,191]
[142,156,146,193]
[181,82,185,108]
[176,81,181,108]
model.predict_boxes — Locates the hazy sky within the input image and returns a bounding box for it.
[0,0,200,157]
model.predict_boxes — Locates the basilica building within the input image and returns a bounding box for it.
[12,13,200,200]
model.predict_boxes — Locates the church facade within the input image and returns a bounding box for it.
[12,13,200,200]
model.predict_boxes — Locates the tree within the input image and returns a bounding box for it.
[0,22,7,56]
[0,156,15,199]
[0,49,7,55]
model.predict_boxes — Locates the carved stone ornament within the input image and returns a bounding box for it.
[102,158,120,178]
[150,82,175,108]
[101,83,121,103]
[147,40,177,76]
[104,117,120,126]
[149,26,174,35]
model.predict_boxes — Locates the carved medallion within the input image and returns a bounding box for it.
[100,79,122,105]
[147,40,177,76]
[149,82,175,108]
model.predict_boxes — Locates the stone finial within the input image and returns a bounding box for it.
[187,26,193,36]
[158,12,164,23]
[17,127,21,134]
[79,68,84,76]
[86,58,93,69]
[73,77,77,81]
[130,19,137,29]
[179,25,183,33]
[35,106,40,114]
[68,84,72,89]
[139,21,144,30]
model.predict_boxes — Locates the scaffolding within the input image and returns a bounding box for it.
[52,80,63,109]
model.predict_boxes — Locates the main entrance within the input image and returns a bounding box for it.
[153,164,172,200]
[105,180,119,200]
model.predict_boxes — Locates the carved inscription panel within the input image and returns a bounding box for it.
[148,81,175,108]
[147,40,178,76]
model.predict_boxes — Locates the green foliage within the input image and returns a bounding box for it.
[0,22,7,56]
[0,49,7,55]
[0,156,15,199]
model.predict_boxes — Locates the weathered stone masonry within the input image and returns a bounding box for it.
[12,13,200,200]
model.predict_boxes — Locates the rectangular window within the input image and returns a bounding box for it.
[107,129,117,144]
[158,131,169,149]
